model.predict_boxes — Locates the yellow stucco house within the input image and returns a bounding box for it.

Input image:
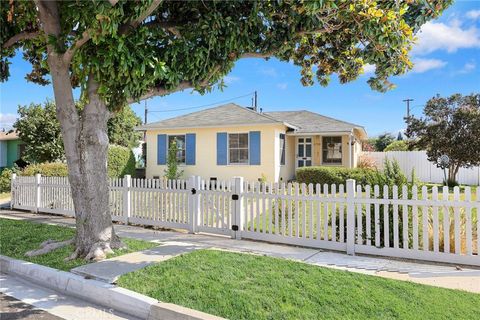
[138,103,367,182]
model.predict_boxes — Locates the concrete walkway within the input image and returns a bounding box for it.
[1,210,479,293]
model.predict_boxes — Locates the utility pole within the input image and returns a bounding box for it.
[254,91,258,112]
[143,100,148,141]
[403,98,413,118]
[144,100,148,125]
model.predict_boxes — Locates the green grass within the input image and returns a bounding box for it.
[0,218,158,271]
[118,250,480,320]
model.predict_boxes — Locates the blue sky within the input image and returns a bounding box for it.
[1,1,479,137]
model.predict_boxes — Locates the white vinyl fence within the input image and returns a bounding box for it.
[11,174,480,266]
[363,151,480,185]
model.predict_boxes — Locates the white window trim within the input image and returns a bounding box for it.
[227,132,250,166]
[295,136,313,169]
[167,134,187,165]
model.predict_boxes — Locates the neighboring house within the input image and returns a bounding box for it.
[0,131,24,170]
[138,104,367,182]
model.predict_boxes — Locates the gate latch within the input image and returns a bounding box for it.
[231,194,239,200]
[191,188,196,195]
[232,225,239,231]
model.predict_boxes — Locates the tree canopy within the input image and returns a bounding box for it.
[384,140,408,152]
[14,101,142,163]
[405,93,480,183]
[2,0,451,107]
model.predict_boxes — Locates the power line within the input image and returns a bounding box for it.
[148,92,255,113]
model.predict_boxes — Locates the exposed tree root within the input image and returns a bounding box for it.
[25,238,74,257]
[84,241,115,261]
[110,233,126,250]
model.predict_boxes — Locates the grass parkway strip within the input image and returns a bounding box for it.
[118,249,480,320]
[0,218,157,271]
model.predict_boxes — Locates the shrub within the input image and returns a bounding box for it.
[296,166,376,186]
[357,154,377,169]
[21,162,68,177]
[107,145,136,178]
[0,168,13,193]
[164,140,183,180]
[20,145,135,178]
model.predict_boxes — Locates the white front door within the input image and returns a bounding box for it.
[296,137,312,168]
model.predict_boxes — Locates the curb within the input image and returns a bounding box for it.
[0,255,224,320]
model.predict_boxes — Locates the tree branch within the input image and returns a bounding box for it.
[2,30,41,49]
[119,0,163,34]
[130,64,221,103]
[63,30,91,64]
[129,81,193,103]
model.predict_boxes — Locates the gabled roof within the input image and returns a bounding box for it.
[137,103,367,139]
[265,110,367,138]
[137,103,292,130]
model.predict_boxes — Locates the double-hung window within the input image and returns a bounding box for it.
[228,133,249,164]
[168,135,186,164]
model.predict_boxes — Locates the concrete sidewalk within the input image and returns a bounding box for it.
[0,274,139,320]
[1,210,479,293]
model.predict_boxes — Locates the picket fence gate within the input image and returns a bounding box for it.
[10,174,480,266]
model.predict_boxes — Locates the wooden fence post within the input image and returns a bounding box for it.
[233,176,244,239]
[10,173,16,210]
[123,175,131,225]
[188,175,201,233]
[346,179,356,255]
[35,173,41,213]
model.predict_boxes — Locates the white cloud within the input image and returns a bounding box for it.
[276,82,288,90]
[410,58,447,73]
[0,113,17,125]
[412,20,480,55]
[457,61,476,74]
[223,75,240,84]
[466,10,480,20]
[363,64,376,74]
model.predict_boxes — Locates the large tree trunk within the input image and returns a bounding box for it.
[66,76,124,261]
[36,0,122,260]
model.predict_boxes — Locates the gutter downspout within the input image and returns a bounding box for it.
[349,130,353,169]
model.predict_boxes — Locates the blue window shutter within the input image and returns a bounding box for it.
[249,131,261,165]
[157,134,167,165]
[186,133,196,165]
[217,132,227,165]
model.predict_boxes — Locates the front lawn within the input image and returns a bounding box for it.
[0,218,157,271]
[118,250,479,320]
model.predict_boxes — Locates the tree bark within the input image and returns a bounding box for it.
[67,76,124,261]
[36,0,123,261]
[448,163,460,185]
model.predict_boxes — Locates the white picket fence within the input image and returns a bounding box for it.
[10,174,480,266]
[363,151,480,185]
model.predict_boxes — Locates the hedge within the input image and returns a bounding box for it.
[107,145,136,178]
[296,166,377,186]
[20,145,135,179]
[22,162,68,177]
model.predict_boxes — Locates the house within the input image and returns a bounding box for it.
[0,130,24,171]
[137,104,367,182]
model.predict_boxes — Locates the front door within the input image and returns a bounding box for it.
[296,137,312,168]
